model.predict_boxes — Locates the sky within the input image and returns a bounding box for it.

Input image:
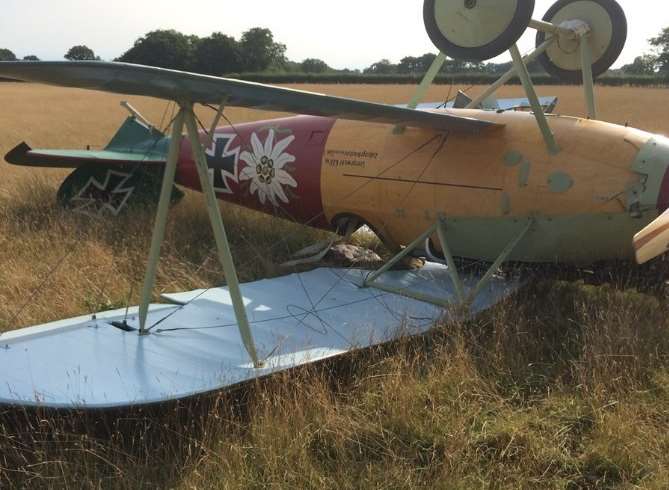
[0,0,666,69]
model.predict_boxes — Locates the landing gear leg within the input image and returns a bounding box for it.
[362,216,533,308]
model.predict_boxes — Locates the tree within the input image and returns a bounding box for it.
[300,58,329,73]
[0,49,17,61]
[621,55,658,75]
[282,60,302,73]
[117,30,198,71]
[397,56,418,75]
[364,59,397,75]
[239,28,287,72]
[483,61,511,74]
[398,54,440,74]
[441,58,486,73]
[416,53,439,72]
[650,27,669,72]
[193,32,242,75]
[64,45,98,61]
[397,56,420,74]
[23,55,40,61]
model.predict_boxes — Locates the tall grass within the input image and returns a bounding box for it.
[0,176,328,332]
[2,279,668,488]
[1,178,669,488]
[1,84,669,488]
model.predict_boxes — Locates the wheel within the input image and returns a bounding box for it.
[536,0,627,83]
[423,0,535,61]
[57,164,183,217]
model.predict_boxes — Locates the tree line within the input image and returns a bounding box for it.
[619,28,669,74]
[1,26,668,77]
[0,28,289,75]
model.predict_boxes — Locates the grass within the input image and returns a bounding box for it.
[0,83,668,488]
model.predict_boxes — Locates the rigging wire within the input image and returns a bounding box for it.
[147,103,446,335]
[5,242,80,329]
[5,97,450,341]
[5,101,180,328]
[152,290,433,335]
[181,102,460,337]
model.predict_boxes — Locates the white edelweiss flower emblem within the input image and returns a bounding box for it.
[239,130,298,206]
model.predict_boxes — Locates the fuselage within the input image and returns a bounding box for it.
[173,109,669,264]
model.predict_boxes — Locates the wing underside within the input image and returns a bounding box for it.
[0,61,501,133]
[5,142,167,168]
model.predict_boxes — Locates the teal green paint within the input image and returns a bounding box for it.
[467,219,532,302]
[547,171,574,193]
[439,212,656,264]
[631,137,669,209]
[518,161,531,187]
[36,148,167,162]
[500,192,511,215]
[503,150,523,167]
[106,117,167,155]
[435,216,465,303]
[625,181,643,212]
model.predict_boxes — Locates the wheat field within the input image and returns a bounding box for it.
[0,83,669,489]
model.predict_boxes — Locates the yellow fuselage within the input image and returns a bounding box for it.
[320,110,668,264]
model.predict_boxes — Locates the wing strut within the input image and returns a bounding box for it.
[137,100,262,368]
[362,215,533,308]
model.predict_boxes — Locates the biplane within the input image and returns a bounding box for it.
[0,0,667,408]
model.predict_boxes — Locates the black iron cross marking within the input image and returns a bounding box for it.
[205,133,240,194]
[71,170,135,217]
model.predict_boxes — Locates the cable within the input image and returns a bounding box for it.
[4,241,80,329]
[146,105,445,332]
[154,292,394,334]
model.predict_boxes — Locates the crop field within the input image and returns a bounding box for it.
[1,83,669,488]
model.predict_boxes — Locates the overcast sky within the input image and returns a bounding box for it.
[0,0,666,69]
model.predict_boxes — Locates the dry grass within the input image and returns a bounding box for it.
[0,83,668,488]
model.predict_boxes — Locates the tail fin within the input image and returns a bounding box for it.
[4,117,168,169]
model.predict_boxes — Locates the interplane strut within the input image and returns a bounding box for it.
[138,101,262,368]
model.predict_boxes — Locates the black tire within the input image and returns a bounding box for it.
[423,0,535,61]
[536,0,627,83]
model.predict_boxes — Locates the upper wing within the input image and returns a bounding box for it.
[397,96,559,112]
[0,61,500,133]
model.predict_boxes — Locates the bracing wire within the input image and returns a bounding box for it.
[2,73,519,367]
[147,103,446,336]
[5,101,180,328]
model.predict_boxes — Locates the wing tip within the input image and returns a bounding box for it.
[4,142,33,166]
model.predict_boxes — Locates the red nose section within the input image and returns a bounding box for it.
[176,115,335,228]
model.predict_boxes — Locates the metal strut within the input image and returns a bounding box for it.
[580,32,597,119]
[138,101,262,369]
[466,37,556,110]
[138,108,185,333]
[509,44,560,155]
[363,216,533,308]
[394,52,447,134]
